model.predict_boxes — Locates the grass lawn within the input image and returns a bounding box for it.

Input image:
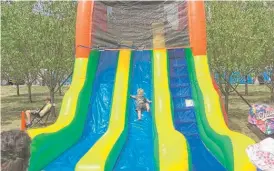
[1,85,68,131]
[1,84,273,142]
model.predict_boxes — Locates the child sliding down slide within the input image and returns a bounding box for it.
[130,88,152,120]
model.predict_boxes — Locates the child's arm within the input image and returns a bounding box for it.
[130,95,136,99]
[146,98,152,103]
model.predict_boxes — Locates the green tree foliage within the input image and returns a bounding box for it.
[206,1,274,110]
[1,1,39,97]
[1,1,76,105]
[257,3,274,102]
[34,1,76,112]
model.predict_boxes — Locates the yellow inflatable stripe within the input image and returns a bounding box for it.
[75,50,131,171]
[153,49,189,171]
[193,55,256,171]
[27,58,88,139]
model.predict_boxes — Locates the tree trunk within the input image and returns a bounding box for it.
[271,70,274,103]
[218,73,222,85]
[224,73,231,113]
[271,87,274,103]
[42,78,45,86]
[225,93,229,113]
[245,75,249,96]
[16,84,20,96]
[27,84,32,102]
[58,81,62,96]
[50,89,56,117]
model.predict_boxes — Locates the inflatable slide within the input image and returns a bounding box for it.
[27,1,258,171]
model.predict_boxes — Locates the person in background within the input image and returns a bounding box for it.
[25,97,52,127]
[1,130,31,171]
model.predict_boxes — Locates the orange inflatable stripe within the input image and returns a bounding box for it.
[75,1,94,58]
[21,111,26,131]
[187,1,207,56]
[211,76,229,126]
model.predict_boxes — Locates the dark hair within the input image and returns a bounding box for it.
[45,97,51,102]
[1,130,31,171]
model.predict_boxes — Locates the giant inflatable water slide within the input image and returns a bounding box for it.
[27,1,258,171]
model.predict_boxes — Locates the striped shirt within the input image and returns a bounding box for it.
[131,95,148,105]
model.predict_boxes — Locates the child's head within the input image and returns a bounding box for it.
[1,130,31,171]
[45,97,51,103]
[137,88,144,96]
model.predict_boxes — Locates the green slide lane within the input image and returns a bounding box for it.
[185,48,233,171]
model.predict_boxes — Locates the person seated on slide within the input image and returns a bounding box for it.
[1,130,31,171]
[25,97,52,127]
[130,88,152,120]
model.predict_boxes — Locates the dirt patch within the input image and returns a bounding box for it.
[227,85,273,142]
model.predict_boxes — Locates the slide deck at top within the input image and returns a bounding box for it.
[44,51,118,171]
[168,49,226,171]
[113,51,155,171]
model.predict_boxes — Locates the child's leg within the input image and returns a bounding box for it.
[146,103,150,112]
[25,110,31,124]
[137,110,142,120]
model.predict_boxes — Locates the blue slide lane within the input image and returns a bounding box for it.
[168,49,226,171]
[44,51,118,171]
[113,50,155,171]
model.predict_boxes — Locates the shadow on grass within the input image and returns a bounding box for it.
[2,121,12,125]
[30,120,56,129]
[7,92,49,98]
